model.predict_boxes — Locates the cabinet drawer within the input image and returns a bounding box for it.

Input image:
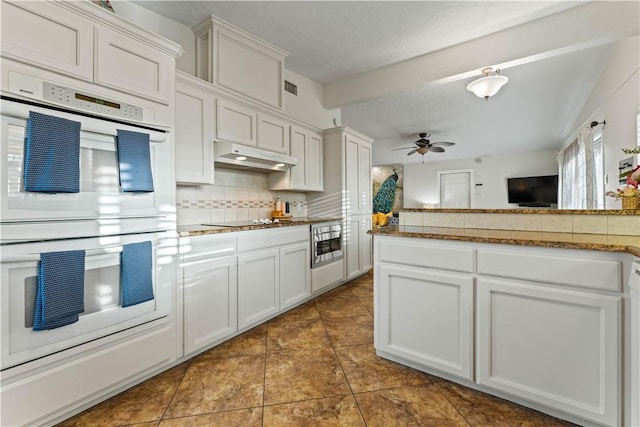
[95,27,173,104]
[377,238,474,273]
[180,235,236,264]
[1,1,93,81]
[477,247,623,291]
[237,227,308,253]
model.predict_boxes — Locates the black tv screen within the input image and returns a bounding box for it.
[507,175,558,206]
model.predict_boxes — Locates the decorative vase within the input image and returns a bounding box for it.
[621,197,640,210]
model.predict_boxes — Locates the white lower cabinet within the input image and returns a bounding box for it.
[476,278,621,427]
[238,247,280,329]
[183,256,237,356]
[280,241,311,310]
[373,235,632,427]
[377,264,474,380]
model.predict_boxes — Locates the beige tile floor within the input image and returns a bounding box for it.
[59,272,576,427]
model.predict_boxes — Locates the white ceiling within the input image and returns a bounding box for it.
[131,1,635,165]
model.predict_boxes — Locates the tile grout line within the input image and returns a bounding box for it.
[431,380,473,426]
[316,296,370,426]
[261,322,269,426]
[157,357,195,423]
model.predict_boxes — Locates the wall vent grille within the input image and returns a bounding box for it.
[284,80,298,95]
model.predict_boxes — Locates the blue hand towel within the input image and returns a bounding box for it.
[116,129,154,192]
[121,241,154,307]
[23,111,81,193]
[33,250,85,331]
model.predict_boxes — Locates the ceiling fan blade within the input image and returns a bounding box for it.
[430,146,446,153]
[407,149,418,155]
[392,146,417,151]
[431,141,455,147]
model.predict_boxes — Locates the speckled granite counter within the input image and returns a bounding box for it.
[178,217,341,237]
[369,225,640,257]
[401,208,640,215]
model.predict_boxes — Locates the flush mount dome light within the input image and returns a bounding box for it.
[466,67,509,100]
[236,156,247,161]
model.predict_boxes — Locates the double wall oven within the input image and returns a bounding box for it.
[0,68,176,371]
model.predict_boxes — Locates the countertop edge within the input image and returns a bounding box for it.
[369,227,640,257]
[178,218,342,237]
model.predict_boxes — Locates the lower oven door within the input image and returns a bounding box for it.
[0,231,175,370]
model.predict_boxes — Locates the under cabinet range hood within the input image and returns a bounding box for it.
[214,141,297,171]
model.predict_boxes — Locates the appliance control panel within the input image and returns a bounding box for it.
[43,82,143,121]
[6,71,144,121]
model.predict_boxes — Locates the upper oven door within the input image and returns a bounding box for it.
[0,99,173,230]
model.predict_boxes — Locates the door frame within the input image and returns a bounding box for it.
[436,169,475,208]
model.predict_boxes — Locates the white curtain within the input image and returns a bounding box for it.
[558,128,597,209]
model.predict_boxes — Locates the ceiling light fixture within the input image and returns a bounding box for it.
[466,67,509,100]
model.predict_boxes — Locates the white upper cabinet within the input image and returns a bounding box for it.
[95,27,174,105]
[0,1,182,107]
[268,125,324,192]
[307,132,323,191]
[216,98,257,146]
[1,1,93,81]
[343,130,373,216]
[175,73,215,185]
[193,16,288,111]
[258,114,290,154]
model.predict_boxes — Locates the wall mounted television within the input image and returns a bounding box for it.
[507,175,559,207]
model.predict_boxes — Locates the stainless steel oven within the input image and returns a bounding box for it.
[311,222,343,268]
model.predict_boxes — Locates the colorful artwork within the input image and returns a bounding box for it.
[372,164,403,213]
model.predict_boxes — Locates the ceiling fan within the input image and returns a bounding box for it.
[393,132,455,162]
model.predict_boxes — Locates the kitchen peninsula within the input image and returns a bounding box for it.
[369,208,640,427]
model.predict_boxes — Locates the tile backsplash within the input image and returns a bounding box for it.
[176,167,307,226]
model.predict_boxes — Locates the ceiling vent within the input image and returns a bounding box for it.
[284,80,297,95]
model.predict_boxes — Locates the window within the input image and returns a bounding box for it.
[592,131,604,209]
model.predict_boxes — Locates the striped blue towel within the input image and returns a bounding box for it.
[116,129,154,192]
[33,250,85,331]
[121,241,154,307]
[24,111,81,193]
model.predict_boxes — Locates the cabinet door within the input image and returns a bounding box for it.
[358,142,372,214]
[377,264,474,380]
[359,215,372,273]
[307,132,324,191]
[216,98,257,146]
[238,248,279,329]
[95,27,173,104]
[345,217,362,281]
[476,278,620,427]
[280,242,311,310]
[175,83,214,185]
[183,256,237,356]
[1,1,93,81]
[289,126,308,189]
[258,114,289,154]
[344,135,360,216]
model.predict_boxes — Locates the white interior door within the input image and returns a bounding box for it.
[438,170,473,208]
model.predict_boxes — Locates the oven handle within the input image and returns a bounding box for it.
[1,100,167,142]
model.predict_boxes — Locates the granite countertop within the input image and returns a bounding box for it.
[178,217,342,237]
[400,208,640,215]
[369,225,640,257]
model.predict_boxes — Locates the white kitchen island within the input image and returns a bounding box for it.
[371,220,639,427]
